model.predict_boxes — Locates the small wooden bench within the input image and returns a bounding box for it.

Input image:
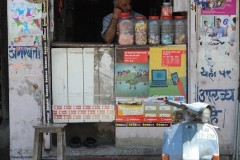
[33,123,67,160]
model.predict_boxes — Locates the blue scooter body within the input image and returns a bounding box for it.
[162,122,219,160]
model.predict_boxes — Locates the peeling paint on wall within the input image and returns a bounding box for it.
[8,0,44,158]
[196,15,238,150]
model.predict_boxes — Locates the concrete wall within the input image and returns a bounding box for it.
[188,0,239,156]
[8,0,44,159]
[7,0,239,159]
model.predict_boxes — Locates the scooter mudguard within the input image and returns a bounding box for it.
[162,122,219,160]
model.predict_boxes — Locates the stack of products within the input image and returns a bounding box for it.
[117,2,187,45]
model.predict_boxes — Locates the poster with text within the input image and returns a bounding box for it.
[115,96,185,124]
[149,45,187,98]
[115,46,150,97]
[200,15,236,44]
[201,0,236,15]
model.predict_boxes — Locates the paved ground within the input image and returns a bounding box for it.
[0,120,161,160]
[43,145,162,160]
[0,120,10,160]
[67,157,161,160]
[0,120,234,160]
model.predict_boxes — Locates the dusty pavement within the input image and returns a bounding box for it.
[0,120,232,160]
[0,120,161,160]
[0,120,10,160]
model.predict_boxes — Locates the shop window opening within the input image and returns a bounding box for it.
[53,0,169,43]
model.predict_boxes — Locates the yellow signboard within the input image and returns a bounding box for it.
[149,45,187,98]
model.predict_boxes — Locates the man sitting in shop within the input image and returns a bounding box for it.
[101,0,143,43]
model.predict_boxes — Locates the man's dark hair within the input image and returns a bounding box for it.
[216,18,221,22]
[233,17,236,25]
[204,21,207,24]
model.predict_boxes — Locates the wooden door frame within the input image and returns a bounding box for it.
[0,0,9,122]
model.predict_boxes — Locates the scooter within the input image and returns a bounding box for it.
[161,98,220,160]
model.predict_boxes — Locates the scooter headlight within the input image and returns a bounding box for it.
[201,107,212,123]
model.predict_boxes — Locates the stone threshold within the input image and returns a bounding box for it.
[44,145,162,158]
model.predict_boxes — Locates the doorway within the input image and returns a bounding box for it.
[53,0,163,43]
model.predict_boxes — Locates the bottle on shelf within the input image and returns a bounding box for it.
[148,16,160,45]
[161,1,172,19]
[174,16,187,44]
[135,16,147,45]
[161,16,174,45]
[118,12,134,45]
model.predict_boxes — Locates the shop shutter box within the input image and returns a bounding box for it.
[51,47,115,123]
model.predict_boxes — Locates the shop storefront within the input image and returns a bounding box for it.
[7,0,239,159]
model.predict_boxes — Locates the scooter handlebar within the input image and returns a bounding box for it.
[159,97,188,110]
[167,100,188,110]
[167,100,181,106]
[160,97,214,123]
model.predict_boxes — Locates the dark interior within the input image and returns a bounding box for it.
[54,0,165,43]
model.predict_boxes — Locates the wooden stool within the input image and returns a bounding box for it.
[33,123,67,160]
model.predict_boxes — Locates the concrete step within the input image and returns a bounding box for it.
[67,156,161,160]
